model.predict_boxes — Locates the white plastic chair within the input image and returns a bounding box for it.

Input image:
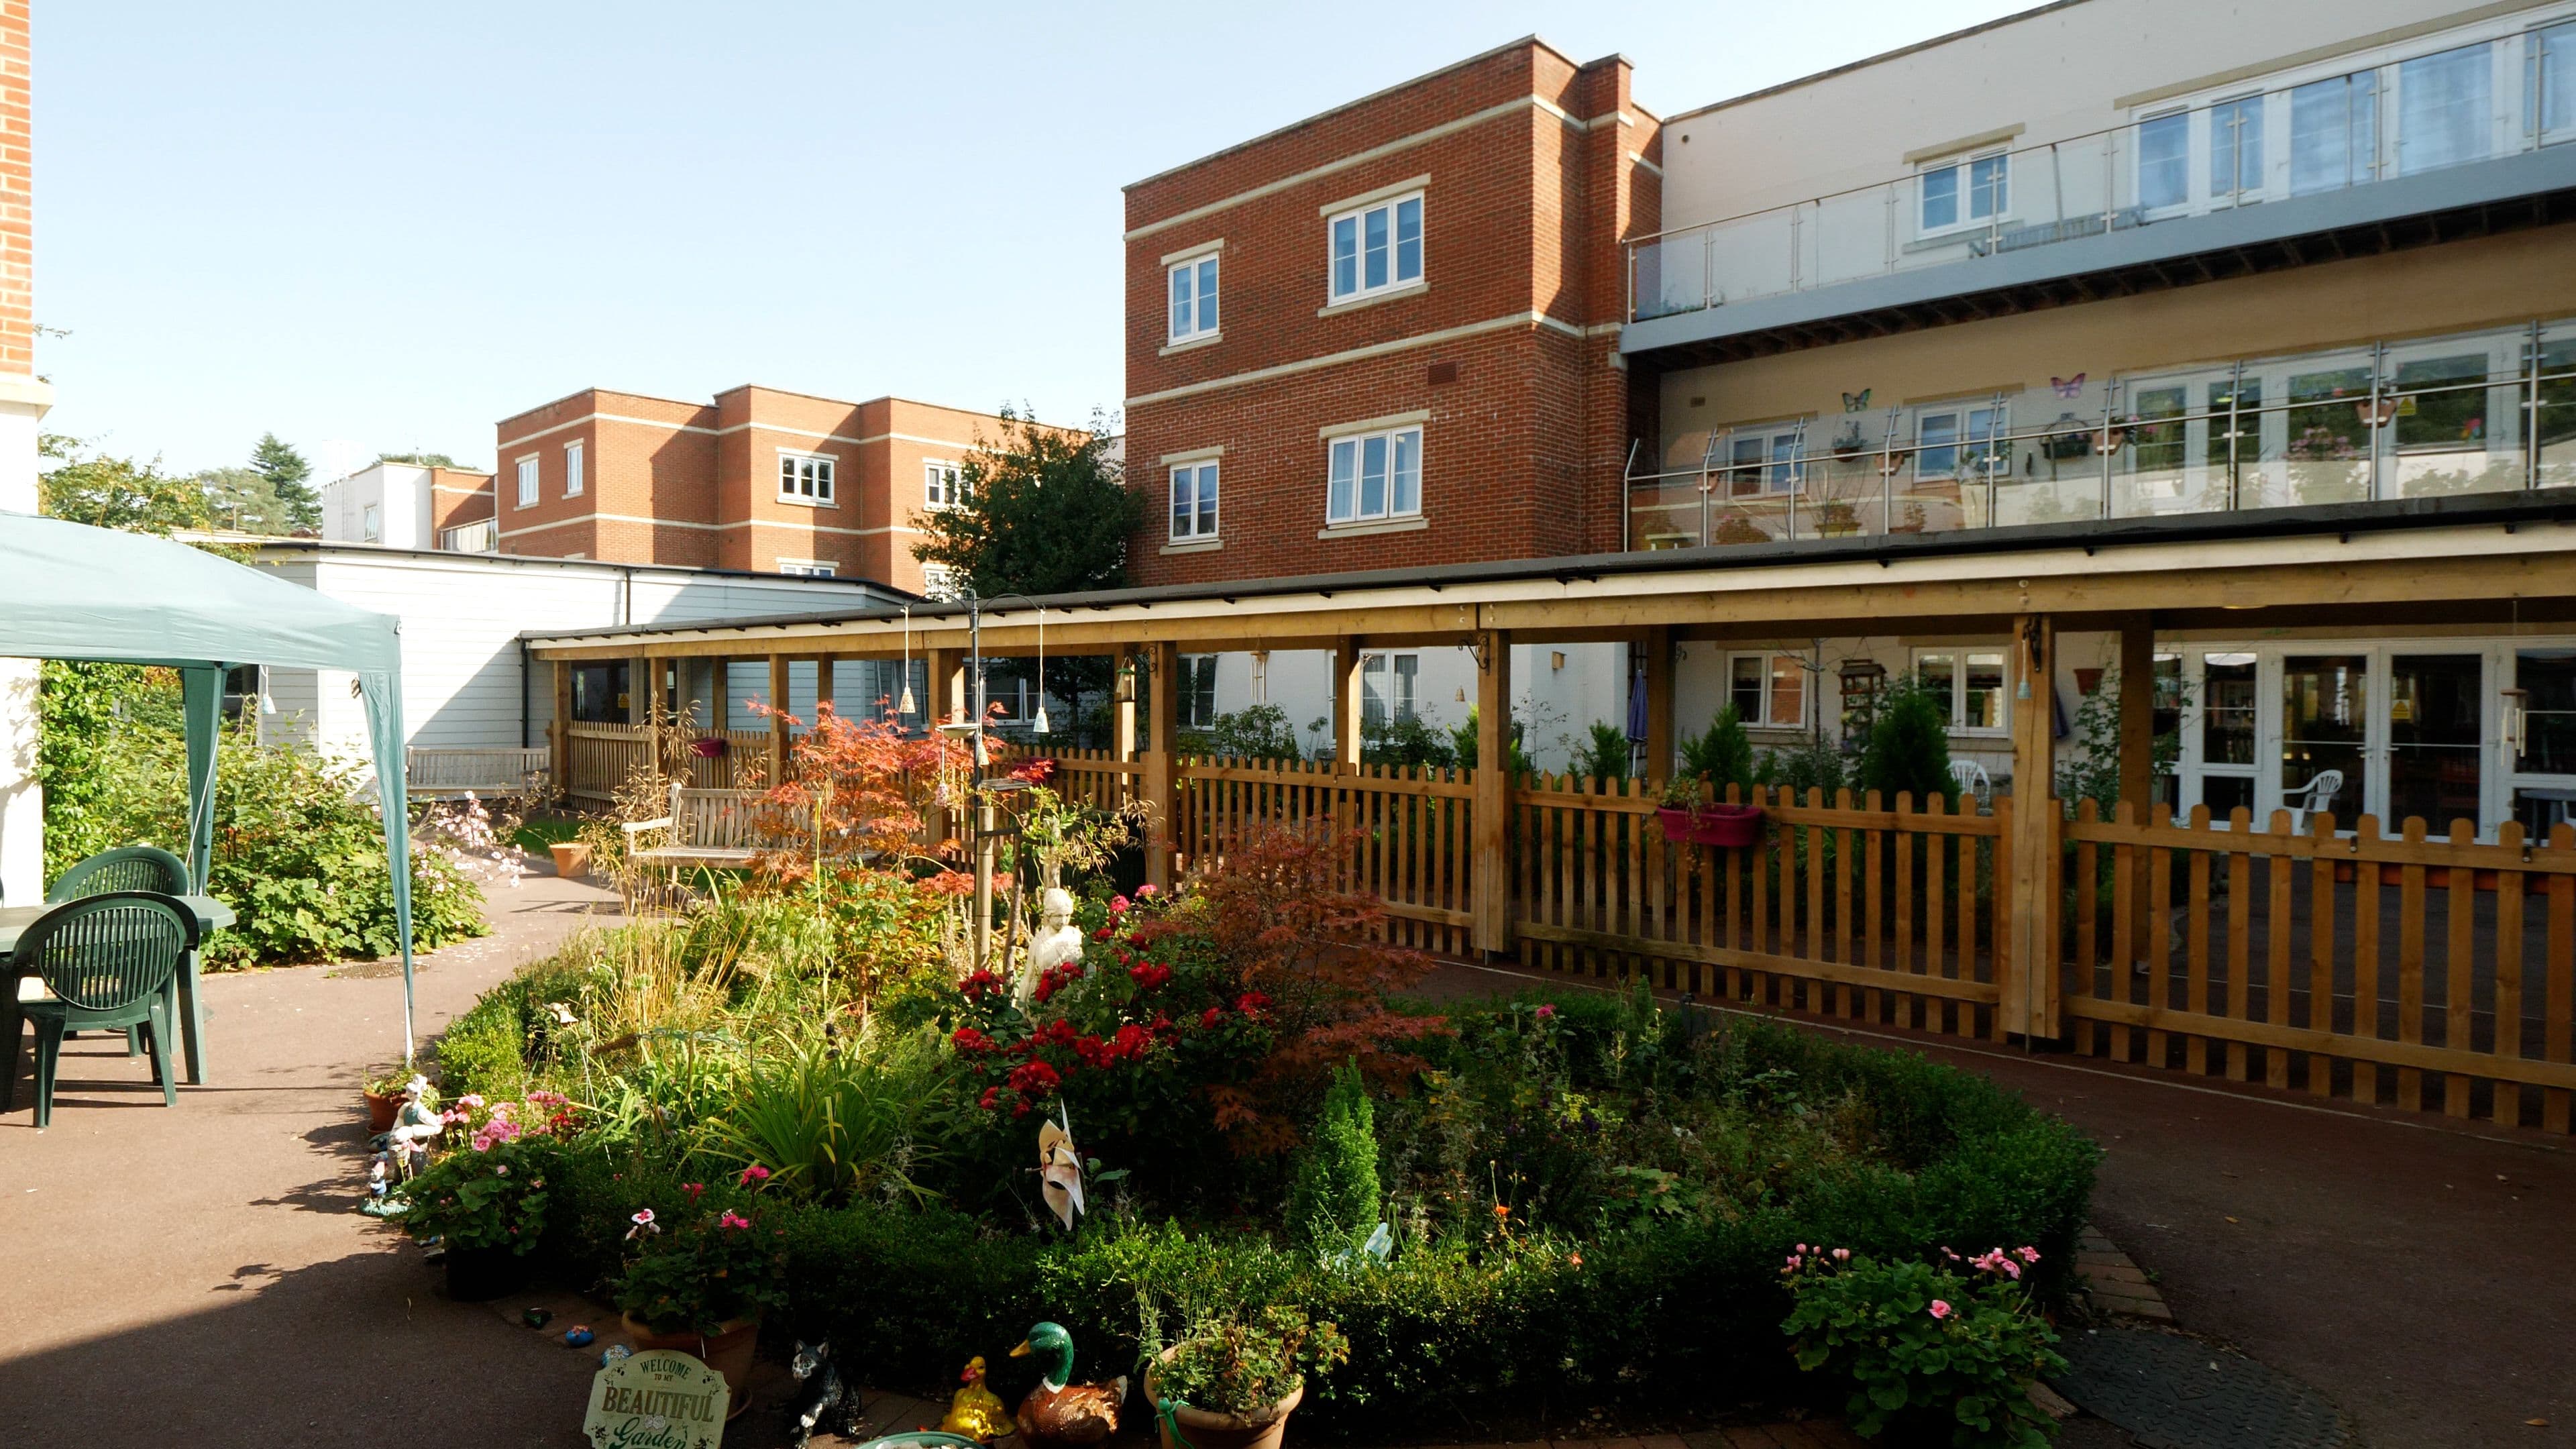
[2284,769,2344,835]
[1949,758,1993,811]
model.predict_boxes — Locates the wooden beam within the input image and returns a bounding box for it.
[1333,638,1364,769]
[815,655,835,719]
[627,654,650,725]
[1644,626,1674,783]
[549,658,571,804]
[2003,614,2060,1040]
[1114,645,1138,762]
[1472,630,1513,955]
[2117,614,2155,979]
[1143,641,1180,890]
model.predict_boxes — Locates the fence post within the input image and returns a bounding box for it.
[1143,641,1179,890]
[1333,638,1364,854]
[1644,627,1674,782]
[2117,614,2156,973]
[766,653,790,788]
[2004,613,2061,1040]
[1472,629,1515,955]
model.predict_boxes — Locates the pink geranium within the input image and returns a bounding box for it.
[1929,1299,1953,1320]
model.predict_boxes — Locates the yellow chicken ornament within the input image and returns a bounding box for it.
[941,1354,1017,1442]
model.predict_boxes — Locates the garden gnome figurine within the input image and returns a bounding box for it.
[1023,888,1083,1007]
[1036,1106,1085,1230]
[386,1075,443,1178]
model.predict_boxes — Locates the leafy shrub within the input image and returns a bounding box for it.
[1679,704,1756,796]
[697,1030,945,1203]
[1181,703,1306,762]
[392,1134,559,1254]
[1361,714,1454,769]
[1757,736,1850,801]
[614,1191,794,1334]
[1285,1063,1381,1248]
[1148,1303,1349,1418]
[1783,1248,2065,1448]
[1572,720,1634,782]
[1859,677,1958,808]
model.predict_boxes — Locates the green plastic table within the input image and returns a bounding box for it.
[1,894,235,1086]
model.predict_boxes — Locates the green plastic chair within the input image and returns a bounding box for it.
[46,846,191,1057]
[48,844,190,902]
[1,892,198,1128]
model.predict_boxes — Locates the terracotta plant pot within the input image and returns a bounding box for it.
[363,1089,401,1134]
[547,841,592,879]
[1144,1351,1306,1449]
[443,1244,527,1303]
[622,1313,761,1419]
[1656,803,1764,848]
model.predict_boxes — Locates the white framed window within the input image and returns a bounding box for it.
[2208,93,2266,203]
[1718,424,1805,496]
[361,503,380,543]
[1180,654,1219,729]
[1170,461,1218,539]
[777,558,837,578]
[515,455,539,507]
[1326,425,1422,525]
[920,563,959,600]
[2136,107,2190,211]
[1168,252,1219,341]
[1915,403,2008,482]
[564,439,584,498]
[1914,648,2010,733]
[779,449,836,505]
[1725,652,1809,729]
[924,459,967,509]
[1917,150,2007,234]
[1328,191,1424,303]
[1360,652,1419,728]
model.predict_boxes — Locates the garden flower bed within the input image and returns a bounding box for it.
[399,710,2097,1445]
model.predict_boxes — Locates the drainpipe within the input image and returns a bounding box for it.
[519,639,533,750]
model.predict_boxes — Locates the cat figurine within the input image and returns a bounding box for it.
[787,1339,860,1448]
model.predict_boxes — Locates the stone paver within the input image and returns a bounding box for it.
[2079,1224,2178,1324]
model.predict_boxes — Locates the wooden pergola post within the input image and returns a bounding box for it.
[2117,614,2156,973]
[763,653,789,788]
[815,655,835,720]
[1472,629,1513,956]
[1332,638,1364,852]
[549,657,571,802]
[2004,613,2061,1041]
[1143,641,1179,890]
[1644,626,1675,783]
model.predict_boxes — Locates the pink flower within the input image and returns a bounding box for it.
[631,1208,655,1226]
[1929,1300,1953,1320]
[737,1164,771,1189]
[1108,895,1132,916]
[1135,883,1158,898]
[681,1183,704,1201]
[458,1094,486,1110]
[1833,1248,1851,1261]
[718,1211,753,1230]
[1534,1004,1556,1020]
[2016,1246,2040,1264]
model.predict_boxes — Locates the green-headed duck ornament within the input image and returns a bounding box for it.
[1009,1322,1126,1448]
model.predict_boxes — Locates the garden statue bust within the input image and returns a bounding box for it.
[1024,888,1083,1006]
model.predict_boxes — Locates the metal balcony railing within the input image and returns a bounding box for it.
[1628,23,2576,324]
[1623,325,2576,550]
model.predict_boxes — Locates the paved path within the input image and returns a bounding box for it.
[1419,960,2576,1449]
[0,866,621,1449]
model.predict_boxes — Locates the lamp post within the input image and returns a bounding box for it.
[941,588,1046,973]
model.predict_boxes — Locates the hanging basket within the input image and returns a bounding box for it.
[1656,803,1765,848]
[688,737,729,758]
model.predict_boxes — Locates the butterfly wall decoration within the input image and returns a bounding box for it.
[2049,373,2087,398]
[1842,388,1871,412]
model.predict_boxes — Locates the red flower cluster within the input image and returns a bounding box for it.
[959,969,1006,1000]
[1234,991,1272,1016]
[1008,758,1056,784]
[1128,961,1173,991]
[1032,960,1085,1004]
[951,1026,996,1055]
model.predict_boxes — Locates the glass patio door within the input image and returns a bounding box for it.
[2280,653,2370,824]
[2383,653,2485,835]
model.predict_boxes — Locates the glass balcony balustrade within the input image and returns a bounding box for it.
[1623,322,2576,551]
[1629,22,2576,325]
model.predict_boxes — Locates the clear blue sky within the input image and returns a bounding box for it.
[38,0,2021,479]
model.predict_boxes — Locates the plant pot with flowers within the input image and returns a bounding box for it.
[390,1133,556,1302]
[361,1063,413,1133]
[1142,1305,1348,1449]
[614,1167,791,1419]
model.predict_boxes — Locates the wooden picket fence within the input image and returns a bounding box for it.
[565,722,775,800]
[2063,800,2576,1133]
[1171,757,1477,955]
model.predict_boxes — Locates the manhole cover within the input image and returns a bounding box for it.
[2050,1325,2361,1449]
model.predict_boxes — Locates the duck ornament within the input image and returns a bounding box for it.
[940,1354,1015,1442]
[1010,1322,1125,1449]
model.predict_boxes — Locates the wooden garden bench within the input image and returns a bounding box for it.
[622,784,762,875]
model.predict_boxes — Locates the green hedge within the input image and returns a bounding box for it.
[523,1008,2095,1435]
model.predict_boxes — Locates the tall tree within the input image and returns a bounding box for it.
[912,408,1138,596]
[196,465,290,535]
[38,433,211,535]
[250,431,320,533]
[911,408,1138,743]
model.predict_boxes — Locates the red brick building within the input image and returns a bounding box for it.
[492,386,1026,592]
[1122,38,1660,585]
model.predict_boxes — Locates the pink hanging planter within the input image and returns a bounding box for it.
[1656,803,1764,848]
[689,737,729,758]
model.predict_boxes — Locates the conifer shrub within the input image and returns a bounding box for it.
[1286,1061,1382,1248]
[1860,678,1960,808]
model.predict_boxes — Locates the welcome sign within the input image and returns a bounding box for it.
[584,1348,730,1449]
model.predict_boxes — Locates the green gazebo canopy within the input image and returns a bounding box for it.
[0,511,421,1059]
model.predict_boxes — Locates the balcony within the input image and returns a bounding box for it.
[1625,28,2576,363]
[1624,321,2576,551]
[439,519,498,553]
